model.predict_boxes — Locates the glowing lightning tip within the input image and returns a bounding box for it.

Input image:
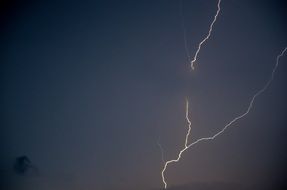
[191,61,195,71]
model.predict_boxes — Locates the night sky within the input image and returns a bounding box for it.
[1,0,287,190]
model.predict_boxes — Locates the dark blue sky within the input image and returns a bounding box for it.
[1,0,287,190]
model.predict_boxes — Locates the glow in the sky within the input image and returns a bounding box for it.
[161,47,287,189]
[190,0,222,70]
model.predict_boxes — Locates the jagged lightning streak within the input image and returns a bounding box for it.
[190,0,221,70]
[161,47,287,189]
[161,99,192,189]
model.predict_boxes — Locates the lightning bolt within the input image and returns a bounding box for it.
[190,0,222,70]
[161,99,192,189]
[161,46,287,189]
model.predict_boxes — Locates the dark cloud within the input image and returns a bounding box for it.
[14,156,31,175]
[13,156,38,176]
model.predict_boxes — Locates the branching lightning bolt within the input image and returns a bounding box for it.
[190,0,222,70]
[161,47,287,189]
[161,99,192,189]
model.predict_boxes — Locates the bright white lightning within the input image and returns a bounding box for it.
[190,0,222,70]
[161,99,192,189]
[161,47,287,189]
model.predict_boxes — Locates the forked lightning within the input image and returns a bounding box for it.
[161,47,287,189]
